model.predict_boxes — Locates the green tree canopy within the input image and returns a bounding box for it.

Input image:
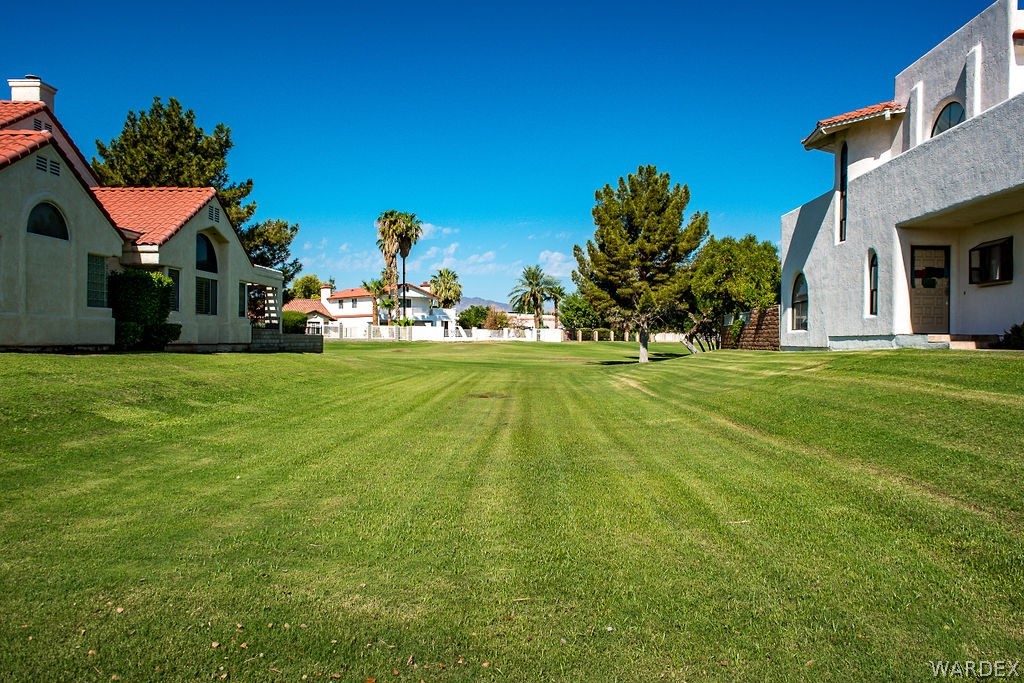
[430,268,462,309]
[93,97,301,285]
[573,165,708,362]
[509,265,559,330]
[690,234,781,321]
[457,305,489,329]
[241,219,302,284]
[289,273,333,300]
[558,292,602,330]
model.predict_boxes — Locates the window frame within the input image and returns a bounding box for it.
[867,251,879,316]
[839,142,849,243]
[238,282,249,318]
[196,233,218,273]
[791,274,809,331]
[969,237,1013,285]
[86,255,108,308]
[168,269,181,312]
[27,202,69,240]
[931,101,965,138]
[196,276,218,315]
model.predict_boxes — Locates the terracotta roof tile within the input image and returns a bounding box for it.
[328,287,372,300]
[803,100,906,149]
[0,129,53,170]
[815,101,905,129]
[0,101,47,128]
[283,298,336,319]
[90,187,217,245]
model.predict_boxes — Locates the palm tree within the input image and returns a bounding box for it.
[362,277,386,325]
[375,210,402,322]
[396,212,423,320]
[509,265,558,330]
[547,283,566,329]
[430,268,462,309]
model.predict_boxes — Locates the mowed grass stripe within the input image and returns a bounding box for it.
[0,343,1022,680]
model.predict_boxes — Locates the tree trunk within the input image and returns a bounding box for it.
[639,328,650,363]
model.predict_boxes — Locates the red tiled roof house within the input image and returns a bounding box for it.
[0,75,286,350]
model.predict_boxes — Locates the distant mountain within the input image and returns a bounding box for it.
[457,297,510,312]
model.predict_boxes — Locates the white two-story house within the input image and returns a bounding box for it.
[318,282,455,332]
[781,0,1024,350]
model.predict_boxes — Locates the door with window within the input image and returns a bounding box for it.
[910,246,950,334]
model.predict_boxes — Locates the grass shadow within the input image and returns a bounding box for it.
[592,352,687,366]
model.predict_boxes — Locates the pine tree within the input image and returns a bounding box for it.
[93,97,301,284]
[573,165,708,363]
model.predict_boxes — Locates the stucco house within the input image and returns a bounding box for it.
[780,0,1024,350]
[282,296,336,333]
[0,75,284,351]
[320,282,455,331]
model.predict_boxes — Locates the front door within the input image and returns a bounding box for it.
[910,246,950,334]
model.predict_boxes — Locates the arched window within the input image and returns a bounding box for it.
[27,202,69,239]
[839,143,849,242]
[196,233,217,273]
[792,274,808,331]
[931,101,965,138]
[868,251,879,316]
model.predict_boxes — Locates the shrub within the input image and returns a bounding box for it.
[998,322,1024,349]
[108,269,176,350]
[282,311,308,334]
[730,318,746,345]
[458,305,489,329]
[114,321,144,350]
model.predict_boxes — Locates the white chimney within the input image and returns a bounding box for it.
[8,75,57,110]
[320,284,333,303]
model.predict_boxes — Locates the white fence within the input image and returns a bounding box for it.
[321,324,564,343]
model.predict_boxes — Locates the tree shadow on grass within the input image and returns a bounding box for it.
[591,352,687,365]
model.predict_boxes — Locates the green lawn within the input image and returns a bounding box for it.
[1,342,1022,680]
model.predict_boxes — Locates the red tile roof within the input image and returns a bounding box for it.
[803,100,905,149]
[90,187,217,245]
[283,298,336,319]
[815,101,905,129]
[0,101,47,128]
[326,283,440,301]
[328,287,372,300]
[0,129,53,170]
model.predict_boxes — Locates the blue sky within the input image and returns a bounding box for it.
[2,0,993,301]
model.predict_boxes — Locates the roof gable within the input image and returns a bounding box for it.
[0,129,124,240]
[90,187,217,245]
[282,298,336,319]
[0,101,99,186]
[0,129,52,169]
[802,101,906,150]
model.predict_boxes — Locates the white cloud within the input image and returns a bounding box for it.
[538,249,574,277]
[421,222,460,240]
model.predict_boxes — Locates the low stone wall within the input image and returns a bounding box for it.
[250,328,323,353]
[721,306,780,351]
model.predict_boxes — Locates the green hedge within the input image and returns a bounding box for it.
[282,310,309,334]
[108,269,181,351]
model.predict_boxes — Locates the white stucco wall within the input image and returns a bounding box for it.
[781,91,1024,349]
[0,147,122,347]
[895,0,1016,149]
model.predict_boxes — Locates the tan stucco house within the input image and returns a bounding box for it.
[0,75,284,351]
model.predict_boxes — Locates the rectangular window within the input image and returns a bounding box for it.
[351,298,357,308]
[969,237,1013,285]
[49,159,60,176]
[35,156,47,172]
[87,255,107,308]
[168,269,180,311]
[238,282,248,318]
[196,277,218,315]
